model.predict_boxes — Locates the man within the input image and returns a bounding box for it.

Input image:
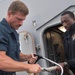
[56,11,75,74]
[0,1,41,75]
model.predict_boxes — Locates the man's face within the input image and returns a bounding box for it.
[61,14,75,30]
[8,12,26,30]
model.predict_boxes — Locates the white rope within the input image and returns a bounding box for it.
[42,66,57,72]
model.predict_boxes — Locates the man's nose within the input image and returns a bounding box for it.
[63,22,67,27]
[19,21,23,26]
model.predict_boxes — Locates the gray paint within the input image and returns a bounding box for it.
[0,0,75,75]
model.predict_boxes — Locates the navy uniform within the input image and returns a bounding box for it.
[0,18,20,75]
[63,23,75,74]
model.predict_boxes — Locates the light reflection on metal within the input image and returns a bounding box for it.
[46,32,50,39]
[58,26,66,32]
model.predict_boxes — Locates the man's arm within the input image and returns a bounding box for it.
[20,52,37,63]
[0,51,41,73]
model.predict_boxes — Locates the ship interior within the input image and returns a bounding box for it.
[43,24,71,75]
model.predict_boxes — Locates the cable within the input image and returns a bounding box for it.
[34,54,63,75]
[42,57,63,75]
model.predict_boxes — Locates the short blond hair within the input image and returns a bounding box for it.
[8,1,29,15]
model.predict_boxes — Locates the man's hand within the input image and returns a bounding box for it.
[56,62,69,74]
[27,64,41,74]
[27,54,38,64]
[20,52,38,63]
[56,62,65,71]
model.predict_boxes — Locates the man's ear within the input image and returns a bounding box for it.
[7,11,12,17]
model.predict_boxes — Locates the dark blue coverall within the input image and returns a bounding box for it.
[63,23,75,74]
[0,18,20,75]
